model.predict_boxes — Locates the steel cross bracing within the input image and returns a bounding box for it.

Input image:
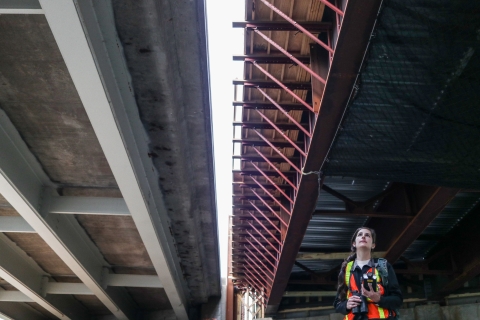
[230,0,352,311]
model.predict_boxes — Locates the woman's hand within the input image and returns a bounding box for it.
[346,295,362,310]
[362,283,381,303]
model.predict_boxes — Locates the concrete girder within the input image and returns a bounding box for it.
[0,109,137,318]
[37,0,190,318]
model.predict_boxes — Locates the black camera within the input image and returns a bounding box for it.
[351,291,368,315]
[362,271,377,291]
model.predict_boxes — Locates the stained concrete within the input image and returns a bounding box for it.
[111,0,220,304]
[0,15,116,188]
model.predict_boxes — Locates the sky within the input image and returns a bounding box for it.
[205,0,246,278]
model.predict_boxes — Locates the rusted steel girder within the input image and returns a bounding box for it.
[233,101,306,111]
[249,200,288,228]
[233,121,308,131]
[256,88,314,128]
[252,147,298,190]
[265,0,384,313]
[253,30,329,83]
[252,130,301,173]
[234,138,302,149]
[256,108,311,147]
[233,155,300,164]
[233,79,310,90]
[250,162,294,204]
[233,54,310,64]
[383,187,459,262]
[257,0,333,55]
[233,21,332,31]
[248,62,314,112]
[317,0,344,16]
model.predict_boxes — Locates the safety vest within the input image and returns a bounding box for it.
[344,260,393,320]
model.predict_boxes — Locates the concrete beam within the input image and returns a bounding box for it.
[38,0,189,318]
[0,234,90,319]
[0,0,43,14]
[0,109,136,318]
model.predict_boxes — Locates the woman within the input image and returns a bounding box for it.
[333,227,403,319]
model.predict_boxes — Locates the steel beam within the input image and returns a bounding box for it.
[233,54,310,64]
[0,110,134,318]
[49,196,130,216]
[313,210,414,219]
[265,0,384,313]
[233,101,306,111]
[365,186,460,262]
[233,21,331,31]
[0,216,35,233]
[235,138,303,149]
[0,0,43,14]
[234,182,289,191]
[234,170,296,178]
[383,187,459,262]
[0,234,89,319]
[38,0,189,318]
[233,121,308,131]
[0,299,48,320]
[233,155,296,165]
[233,80,311,90]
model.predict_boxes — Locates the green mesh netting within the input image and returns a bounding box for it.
[324,0,480,189]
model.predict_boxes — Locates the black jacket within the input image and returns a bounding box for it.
[333,259,403,317]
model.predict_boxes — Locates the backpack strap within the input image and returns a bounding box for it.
[376,258,389,286]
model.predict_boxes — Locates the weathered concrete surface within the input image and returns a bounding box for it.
[0,15,116,187]
[111,0,220,304]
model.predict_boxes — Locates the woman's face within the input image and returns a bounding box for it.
[353,228,375,251]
